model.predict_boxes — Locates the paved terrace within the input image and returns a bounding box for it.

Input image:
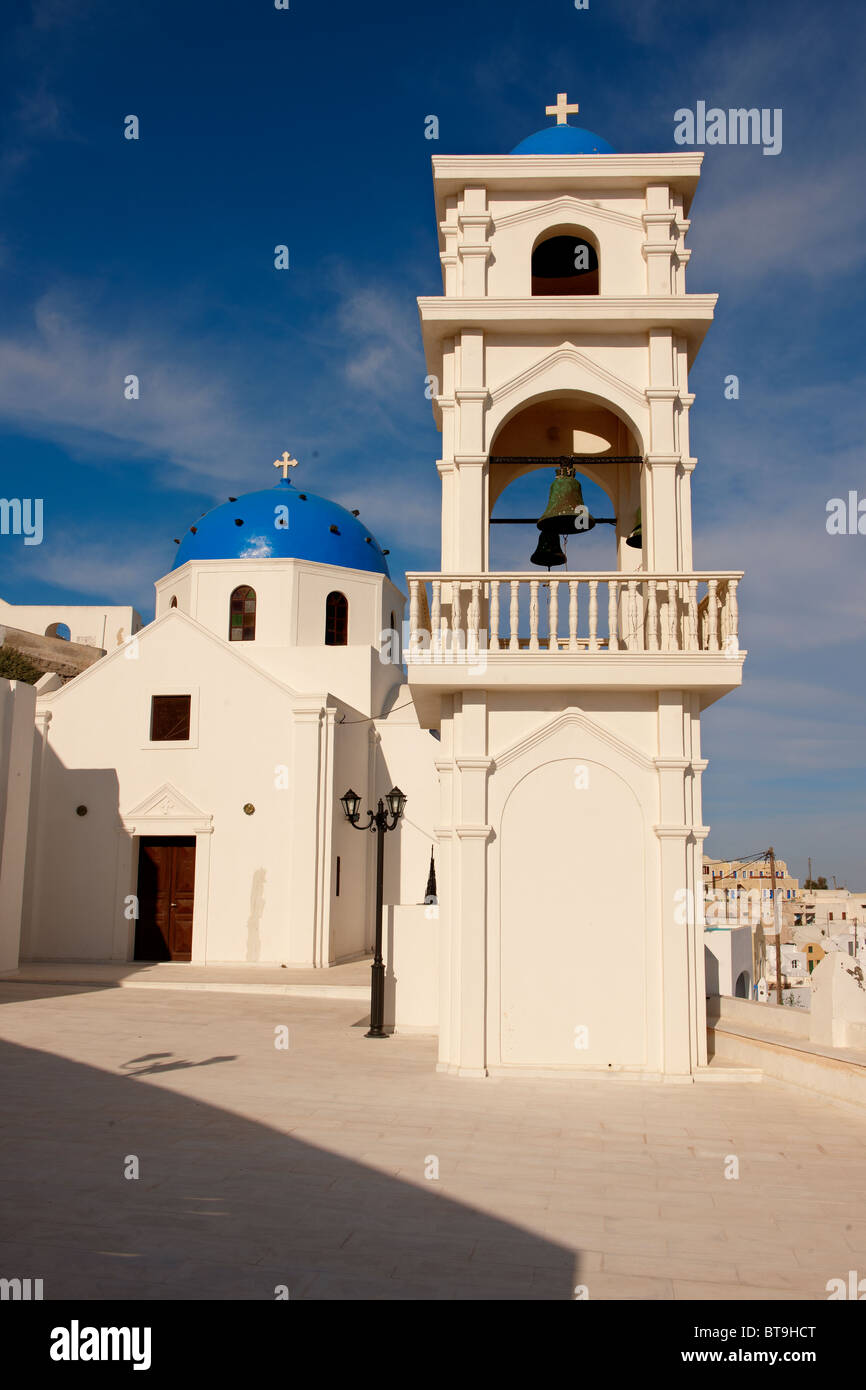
[1,982,864,1300]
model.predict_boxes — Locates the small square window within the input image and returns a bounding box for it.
[150,695,191,741]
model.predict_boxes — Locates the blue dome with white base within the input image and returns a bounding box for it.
[172,479,390,577]
[510,125,614,155]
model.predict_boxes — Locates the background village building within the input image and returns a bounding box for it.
[794,886,866,935]
[702,853,800,926]
[703,922,753,999]
[2,99,749,1077]
[702,848,866,998]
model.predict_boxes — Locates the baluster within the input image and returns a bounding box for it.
[688,579,698,652]
[607,579,619,652]
[468,580,481,657]
[431,580,442,657]
[451,583,464,652]
[668,579,679,651]
[727,578,739,649]
[409,580,420,652]
[707,578,719,652]
[647,579,659,651]
[509,580,520,651]
[568,580,579,651]
[547,579,559,651]
[529,580,540,651]
[588,579,598,651]
[626,580,638,652]
[489,580,500,651]
[719,581,729,647]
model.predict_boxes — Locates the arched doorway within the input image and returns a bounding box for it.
[735,970,751,999]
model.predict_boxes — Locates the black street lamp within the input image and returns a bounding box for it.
[341,786,407,1038]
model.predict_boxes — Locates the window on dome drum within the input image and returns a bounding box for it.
[229,585,256,641]
[169,596,178,608]
[531,232,599,296]
[325,591,348,646]
[150,695,191,741]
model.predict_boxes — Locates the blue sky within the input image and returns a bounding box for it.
[1,0,864,883]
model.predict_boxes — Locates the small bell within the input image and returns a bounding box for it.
[625,506,642,549]
[530,530,567,569]
[536,463,595,537]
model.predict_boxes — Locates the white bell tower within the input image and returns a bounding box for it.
[406,97,746,1078]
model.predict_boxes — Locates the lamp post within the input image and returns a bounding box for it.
[340,785,407,1038]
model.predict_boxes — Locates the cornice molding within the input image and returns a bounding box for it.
[454,824,493,840]
[454,389,490,403]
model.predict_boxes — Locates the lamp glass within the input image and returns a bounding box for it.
[341,788,361,821]
[386,786,407,819]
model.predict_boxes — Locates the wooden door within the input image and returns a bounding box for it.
[135,837,196,961]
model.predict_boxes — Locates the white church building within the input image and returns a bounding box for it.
[1,96,745,1079]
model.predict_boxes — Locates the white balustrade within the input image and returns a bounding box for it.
[405,573,743,657]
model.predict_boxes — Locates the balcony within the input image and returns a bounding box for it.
[405,571,745,716]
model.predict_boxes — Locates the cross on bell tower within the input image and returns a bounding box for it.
[545,91,580,125]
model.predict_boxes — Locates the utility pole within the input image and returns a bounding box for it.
[768,846,783,1006]
[807,856,812,889]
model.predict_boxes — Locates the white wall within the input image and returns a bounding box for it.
[705,925,753,998]
[154,558,405,716]
[0,599,141,649]
[0,680,36,970]
[385,905,438,1032]
[25,612,334,966]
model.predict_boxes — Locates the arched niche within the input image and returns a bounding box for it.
[531,225,600,296]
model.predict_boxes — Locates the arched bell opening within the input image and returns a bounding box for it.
[489,470,617,572]
[531,226,600,296]
[487,394,644,573]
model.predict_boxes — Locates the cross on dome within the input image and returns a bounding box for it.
[273,451,298,481]
[545,92,579,126]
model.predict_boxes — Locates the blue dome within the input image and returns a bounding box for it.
[510,125,614,155]
[172,480,390,577]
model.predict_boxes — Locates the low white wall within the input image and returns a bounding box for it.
[384,904,438,1033]
[810,951,866,1048]
[708,994,810,1039]
[0,680,36,970]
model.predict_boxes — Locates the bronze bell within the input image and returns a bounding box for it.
[625,506,642,549]
[530,530,567,569]
[536,463,595,537]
